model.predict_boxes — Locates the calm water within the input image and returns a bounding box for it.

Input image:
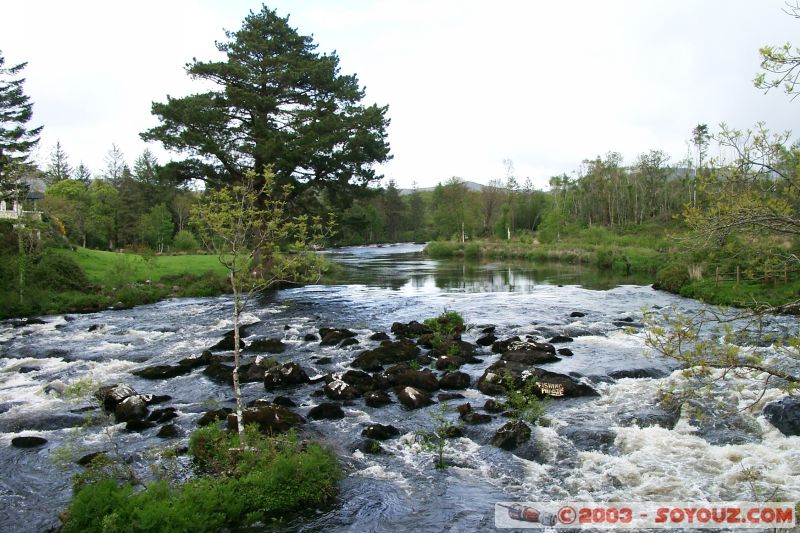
[0,244,797,532]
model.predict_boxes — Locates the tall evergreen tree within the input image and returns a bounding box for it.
[45,140,72,186]
[0,51,43,195]
[141,7,391,206]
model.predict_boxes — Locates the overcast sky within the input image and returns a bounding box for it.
[2,0,797,189]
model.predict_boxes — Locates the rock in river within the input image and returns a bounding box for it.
[227,403,304,434]
[763,396,800,436]
[491,420,532,450]
[308,403,345,420]
[351,340,421,371]
[396,386,433,409]
[477,360,599,398]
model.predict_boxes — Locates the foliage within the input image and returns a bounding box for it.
[755,1,800,99]
[0,51,42,184]
[136,203,174,252]
[503,371,547,424]
[424,310,465,337]
[63,426,341,533]
[172,229,199,252]
[141,6,391,207]
[30,249,91,291]
[654,263,690,293]
[416,404,458,470]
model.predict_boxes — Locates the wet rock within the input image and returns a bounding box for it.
[439,371,470,390]
[11,436,47,448]
[437,392,465,402]
[557,348,574,356]
[364,390,392,407]
[147,407,178,424]
[361,424,400,440]
[456,403,472,416]
[559,425,616,452]
[315,357,333,365]
[263,362,310,389]
[115,395,149,422]
[548,335,573,344]
[17,366,38,374]
[87,323,103,332]
[145,395,172,405]
[461,411,492,425]
[197,408,232,427]
[77,451,108,466]
[390,321,433,337]
[396,386,433,409]
[340,370,384,393]
[484,399,504,413]
[0,413,86,432]
[202,362,236,384]
[500,341,561,365]
[272,396,297,407]
[133,364,192,380]
[356,438,383,454]
[481,325,496,334]
[477,361,599,398]
[125,420,157,432]
[492,336,522,353]
[569,311,586,318]
[351,340,421,371]
[304,333,319,342]
[618,405,680,430]
[95,384,137,410]
[476,334,497,346]
[319,328,357,346]
[228,403,304,434]
[157,424,182,438]
[763,397,800,436]
[384,365,439,391]
[608,368,667,380]
[340,338,360,348]
[434,355,466,370]
[245,338,287,354]
[444,426,464,438]
[369,332,390,341]
[208,330,246,352]
[491,420,531,450]
[617,316,634,323]
[178,350,213,369]
[308,403,345,420]
[242,363,266,382]
[324,380,360,401]
[613,320,644,328]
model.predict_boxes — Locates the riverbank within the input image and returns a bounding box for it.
[0,248,231,319]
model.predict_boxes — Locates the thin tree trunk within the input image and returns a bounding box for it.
[231,275,247,449]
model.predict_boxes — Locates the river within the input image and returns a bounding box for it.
[0,243,797,532]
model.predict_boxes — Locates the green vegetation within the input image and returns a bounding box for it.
[417,404,458,470]
[62,425,340,533]
[503,372,548,425]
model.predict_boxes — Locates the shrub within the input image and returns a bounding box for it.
[173,230,200,252]
[463,242,481,259]
[30,250,91,291]
[424,310,465,336]
[654,263,690,293]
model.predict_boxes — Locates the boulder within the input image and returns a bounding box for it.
[477,361,599,398]
[125,420,157,432]
[304,333,319,342]
[491,420,531,450]
[95,384,137,410]
[242,363,266,383]
[501,340,561,365]
[202,362,236,384]
[351,340,421,371]
[481,325,496,334]
[369,332,390,341]
[364,390,393,407]
[208,330,246,352]
[308,403,345,420]
[361,424,400,440]
[484,399,504,413]
[434,355,467,370]
[156,424,182,438]
[197,408,232,427]
[319,328,357,346]
[178,350,213,369]
[272,396,297,407]
[115,395,149,422]
[569,311,586,318]
[355,439,383,454]
[383,365,439,392]
[324,380,360,401]
[11,436,48,448]
[557,348,574,357]
[763,396,800,436]
[390,321,433,337]
[315,357,333,365]
[133,364,192,380]
[340,370,384,393]
[340,337,360,348]
[245,338,287,354]
[476,333,497,347]
[618,405,680,430]
[608,368,668,380]
[396,386,433,409]
[559,425,616,452]
[147,407,178,424]
[264,362,310,389]
[548,335,573,344]
[439,371,470,390]
[461,411,492,425]
[227,403,304,434]
[437,392,465,402]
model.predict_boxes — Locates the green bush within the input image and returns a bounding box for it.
[654,263,690,293]
[173,230,200,252]
[63,425,340,532]
[463,242,481,259]
[30,250,92,291]
[424,310,465,336]
[424,241,462,258]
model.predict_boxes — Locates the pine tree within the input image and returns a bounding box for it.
[46,140,72,186]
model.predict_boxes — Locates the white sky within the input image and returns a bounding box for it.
[2,0,797,189]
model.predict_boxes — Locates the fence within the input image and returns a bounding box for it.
[714,264,795,285]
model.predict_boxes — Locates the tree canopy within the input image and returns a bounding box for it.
[141,6,391,206]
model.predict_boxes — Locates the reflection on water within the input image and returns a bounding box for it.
[324,243,654,292]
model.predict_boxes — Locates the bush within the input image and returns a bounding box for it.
[654,263,690,293]
[173,230,200,252]
[463,242,481,259]
[30,250,91,291]
[63,425,341,532]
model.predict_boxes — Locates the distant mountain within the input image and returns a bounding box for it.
[398,180,486,196]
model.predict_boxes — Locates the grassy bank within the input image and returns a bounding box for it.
[0,248,230,319]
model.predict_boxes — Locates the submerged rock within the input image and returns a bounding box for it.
[396,386,433,409]
[763,396,800,436]
[245,337,287,354]
[11,436,48,448]
[308,403,345,420]
[208,330,246,352]
[133,364,192,380]
[227,403,304,434]
[355,438,383,454]
[548,335,573,344]
[319,328,357,346]
[361,423,400,440]
[559,425,616,452]
[608,368,667,380]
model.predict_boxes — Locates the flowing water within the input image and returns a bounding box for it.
[0,244,798,532]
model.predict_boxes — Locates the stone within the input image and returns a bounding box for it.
[308,403,345,420]
[197,408,232,427]
[157,424,182,438]
[264,362,310,389]
[228,403,304,434]
[559,425,616,452]
[147,407,178,424]
[437,392,465,402]
[477,361,599,398]
[608,368,668,380]
[125,420,157,432]
[439,371,470,390]
[763,396,800,436]
[356,438,383,454]
[178,350,213,368]
[340,370,385,393]
[548,335,573,344]
[324,380,360,400]
[369,332,390,341]
[557,348,574,356]
[115,395,149,422]
[484,399,504,413]
[500,340,561,365]
[77,451,108,466]
[95,384,137,410]
[340,337,360,348]
[319,328,357,346]
[361,424,400,440]
[461,411,492,425]
[390,321,433,337]
[476,334,497,347]
[272,396,297,407]
[569,311,586,318]
[304,333,319,342]
[351,340,421,371]
[396,386,433,409]
[133,364,192,380]
[208,330,245,352]
[315,357,333,365]
[11,436,48,448]
[491,420,531,450]
[383,365,439,392]
[364,390,393,407]
[245,338,287,354]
